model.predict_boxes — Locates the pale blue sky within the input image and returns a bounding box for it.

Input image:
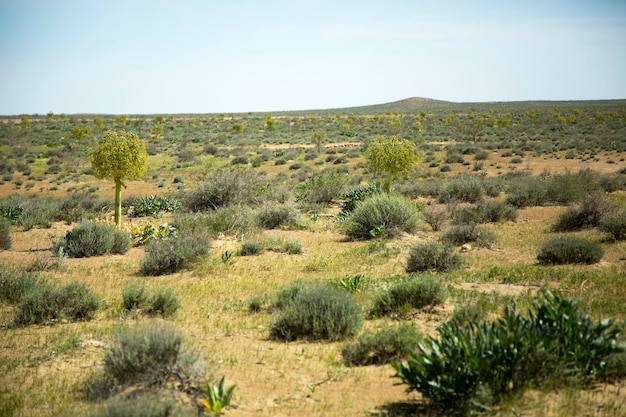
[1,0,625,115]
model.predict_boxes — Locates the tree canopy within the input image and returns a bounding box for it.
[365,135,418,192]
[91,130,147,226]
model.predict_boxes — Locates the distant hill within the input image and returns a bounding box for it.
[273,97,626,116]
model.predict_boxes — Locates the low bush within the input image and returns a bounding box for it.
[122,282,148,311]
[393,290,625,415]
[537,236,604,265]
[422,204,448,231]
[147,287,181,317]
[283,238,303,254]
[0,217,10,250]
[53,192,111,224]
[442,223,498,248]
[238,240,264,256]
[54,221,130,258]
[183,167,267,211]
[140,234,209,276]
[339,182,382,217]
[599,211,626,241]
[343,193,420,240]
[13,280,102,326]
[88,394,179,417]
[342,324,422,366]
[255,203,297,229]
[438,175,484,203]
[551,193,614,232]
[0,268,40,303]
[406,242,463,273]
[293,170,349,204]
[370,276,447,318]
[270,283,363,342]
[98,322,191,391]
[59,281,103,321]
[129,195,180,218]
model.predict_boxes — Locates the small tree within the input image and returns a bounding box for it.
[91,130,147,227]
[365,135,418,192]
[312,129,327,153]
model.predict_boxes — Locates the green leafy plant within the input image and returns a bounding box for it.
[342,324,422,366]
[270,283,363,342]
[406,242,463,273]
[293,170,348,204]
[130,195,181,218]
[537,236,604,265]
[339,182,382,217]
[198,376,237,415]
[336,274,366,293]
[392,290,625,415]
[342,193,420,240]
[365,135,418,192]
[370,276,447,318]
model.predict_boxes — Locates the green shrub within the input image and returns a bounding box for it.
[54,221,130,258]
[13,281,62,325]
[537,237,604,265]
[53,192,111,224]
[406,242,463,273]
[183,167,267,211]
[283,238,303,254]
[122,282,147,310]
[342,324,422,366]
[442,223,498,248]
[129,195,181,218]
[339,182,382,216]
[393,291,625,415]
[270,283,363,342]
[147,287,181,317]
[504,176,548,208]
[0,268,40,303]
[255,203,297,229]
[551,193,614,232]
[172,206,256,238]
[272,280,308,310]
[88,394,178,417]
[293,170,348,204]
[438,175,485,203]
[238,240,264,256]
[101,322,186,387]
[370,276,447,318]
[343,193,420,240]
[599,211,626,241]
[475,200,518,223]
[16,198,57,230]
[0,217,11,250]
[59,281,103,321]
[140,234,209,276]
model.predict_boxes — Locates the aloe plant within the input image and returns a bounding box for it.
[198,376,237,414]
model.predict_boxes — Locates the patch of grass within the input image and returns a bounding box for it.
[0,217,11,250]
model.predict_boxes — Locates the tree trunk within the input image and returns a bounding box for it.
[114,178,122,228]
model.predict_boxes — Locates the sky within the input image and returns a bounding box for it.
[1,0,625,115]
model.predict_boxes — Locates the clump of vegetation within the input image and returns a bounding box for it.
[422,204,448,231]
[551,193,614,232]
[365,135,418,192]
[53,220,131,258]
[270,283,363,342]
[599,211,626,241]
[183,167,267,211]
[438,175,485,203]
[121,282,148,311]
[537,236,604,265]
[370,276,447,318]
[406,242,463,273]
[441,223,498,248]
[13,280,102,326]
[140,233,209,276]
[393,291,625,415]
[198,376,238,415]
[339,182,382,217]
[238,240,265,256]
[341,324,422,366]
[87,394,180,417]
[0,268,40,303]
[293,170,348,204]
[0,217,11,250]
[453,200,518,224]
[128,195,181,218]
[86,322,200,399]
[342,193,420,240]
[255,202,297,229]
